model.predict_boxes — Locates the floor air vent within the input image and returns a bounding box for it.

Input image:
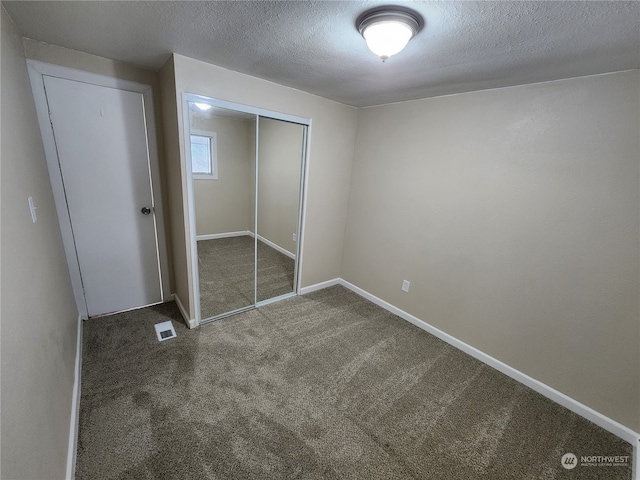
[154,321,177,342]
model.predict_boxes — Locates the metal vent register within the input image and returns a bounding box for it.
[154,321,177,342]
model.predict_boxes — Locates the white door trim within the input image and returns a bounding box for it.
[27,60,171,319]
[295,120,312,295]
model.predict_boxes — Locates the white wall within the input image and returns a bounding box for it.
[342,71,640,431]
[1,8,79,478]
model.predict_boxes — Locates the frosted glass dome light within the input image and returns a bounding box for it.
[363,22,414,59]
[357,8,423,62]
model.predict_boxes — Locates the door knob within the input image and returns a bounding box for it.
[141,207,152,215]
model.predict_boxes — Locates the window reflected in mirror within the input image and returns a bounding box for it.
[190,133,217,178]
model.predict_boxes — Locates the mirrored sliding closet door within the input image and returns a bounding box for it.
[185,95,308,324]
[256,117,305,303]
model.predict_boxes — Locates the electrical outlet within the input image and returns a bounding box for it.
[402,280,410,292]
[293,232,297,242]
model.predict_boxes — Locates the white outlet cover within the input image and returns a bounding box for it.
[402,280,410,292]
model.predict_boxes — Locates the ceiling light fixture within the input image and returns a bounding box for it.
[193,102,212,111]
[356,6,423,62]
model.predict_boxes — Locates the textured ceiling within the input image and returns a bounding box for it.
[3,1,639,107]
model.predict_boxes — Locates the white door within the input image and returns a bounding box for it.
[43,75,162,317]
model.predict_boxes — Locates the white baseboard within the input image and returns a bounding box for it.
[196,231,251,241]
[196,231,295,259]
[301,278,640,448]
[170,294,197,329]
[300,278,341,295]
[256,234,295,259]
[66,314,83,480]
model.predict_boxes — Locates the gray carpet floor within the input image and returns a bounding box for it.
[197,236,295,319]
[76,286,632,479]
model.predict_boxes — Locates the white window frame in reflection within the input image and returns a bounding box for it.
[190,130,218,180]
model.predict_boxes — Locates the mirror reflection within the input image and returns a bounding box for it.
[256,117,303,302]
[188,98,307,321]
[190,103,256,319]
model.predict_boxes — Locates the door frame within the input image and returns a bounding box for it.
[27,60,171,319]
[182,93,311,326]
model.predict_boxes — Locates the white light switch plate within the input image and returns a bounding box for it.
[28,196,37,223]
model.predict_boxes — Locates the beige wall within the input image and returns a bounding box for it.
[158,56,191,317]
[23,37,158,86]
[192,112,305,253]
[171,54,358,316]
[191,112,254,236]
[1,8,79,478]
[257,118,304,255]
[6,29,634,454]
[342,71,640,431]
